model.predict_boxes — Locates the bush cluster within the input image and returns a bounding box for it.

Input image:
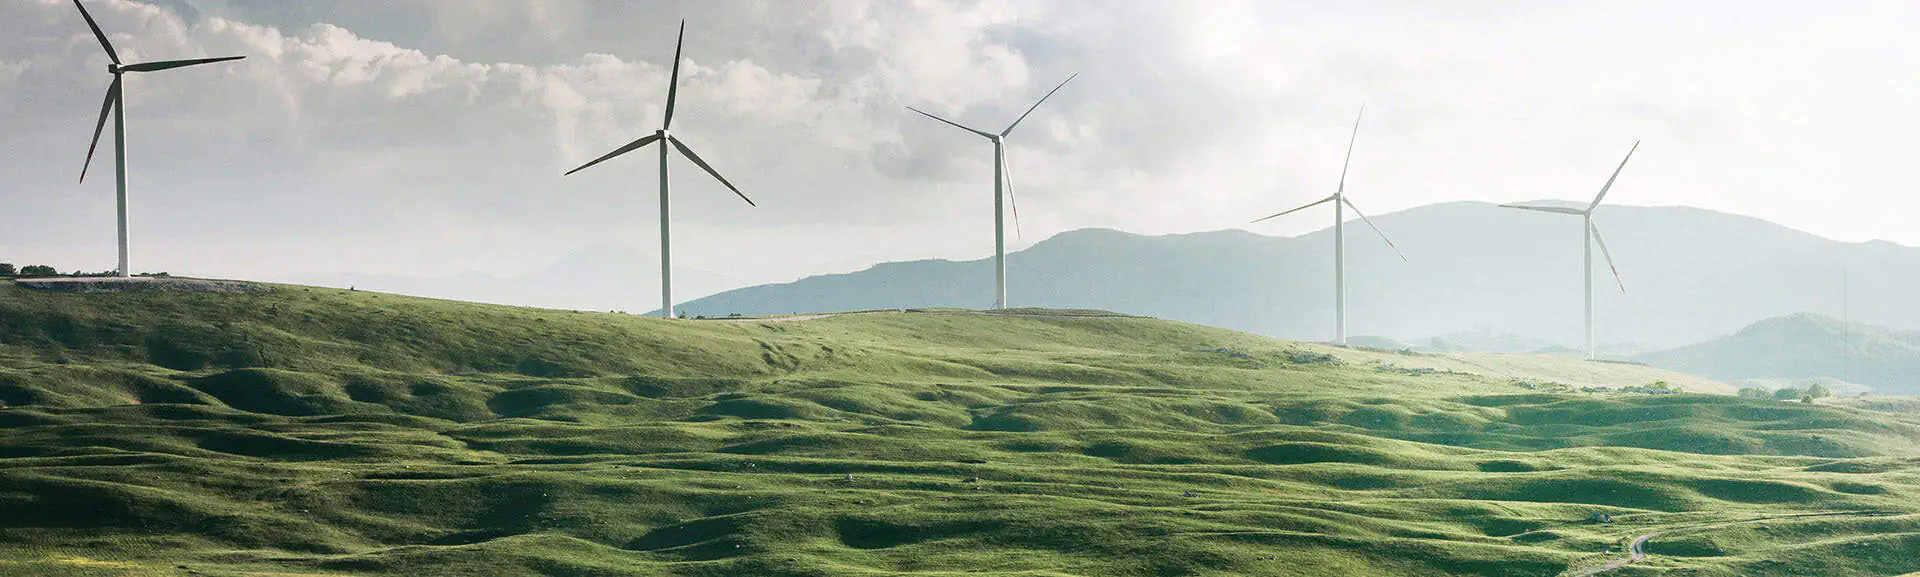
[17,265,59,278]
[1740,384,1833,402]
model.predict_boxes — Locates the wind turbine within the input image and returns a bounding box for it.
[906,73,1077,310]
[72,0,245,277]
[562,21,755,319]
[1251,105,1406,346]
[1501,141,1639,360]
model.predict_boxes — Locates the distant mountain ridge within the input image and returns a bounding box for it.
[1635,313,1920,394]
[677,202,1916,349]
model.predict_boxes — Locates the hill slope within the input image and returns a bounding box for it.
[676,203,1915,351]
[3,282,1920,576]
[1636,313,1920,394]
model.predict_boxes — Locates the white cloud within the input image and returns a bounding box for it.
[4,0,1920,293]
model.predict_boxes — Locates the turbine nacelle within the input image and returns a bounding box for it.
[905,73,1079,309]
[1249,104,1405,346]
[558,20,755,318]
[1500,141,1640,359]
[70,0,245,277]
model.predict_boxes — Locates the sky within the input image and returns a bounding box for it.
[4,0,1920,297]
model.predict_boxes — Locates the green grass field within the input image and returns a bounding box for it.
[2,280,1918,576]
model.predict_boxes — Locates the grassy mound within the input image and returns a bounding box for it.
[2,281,1919,576]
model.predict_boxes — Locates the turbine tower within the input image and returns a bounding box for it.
[906,73,1077,310]
[72,0,245,277]
[562,21,755,319]
[1251,105,1406,346]
[1501,141,1639,360]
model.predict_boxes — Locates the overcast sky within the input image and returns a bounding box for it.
[4,0,1919,292]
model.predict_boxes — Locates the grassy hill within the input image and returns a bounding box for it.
[3,281,1920,576]
[1636,313,1920,394]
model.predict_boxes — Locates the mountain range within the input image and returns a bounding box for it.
[1634,312,1920,394]
[678,202,1914,351]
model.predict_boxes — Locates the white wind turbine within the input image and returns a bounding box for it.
[1501,141,1639,360]
[72,0,245,277]
[562,21,755,319]
[1251,106,1406,346]
[906,73,1077,310]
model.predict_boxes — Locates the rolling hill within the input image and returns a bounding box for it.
[1636,313,1920,394]
[2,280,1920,576]
[675,202,1914,351]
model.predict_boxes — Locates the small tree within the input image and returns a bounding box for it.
[0,263,13,276]
[1737,388,1770,399]
[1773,387,1807,401]
[1806,383,1833,399]
[19,265,57,278]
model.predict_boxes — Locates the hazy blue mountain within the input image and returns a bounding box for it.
[291,242,742,313]
[1635,313,1920,394]
[678,202,1913,349]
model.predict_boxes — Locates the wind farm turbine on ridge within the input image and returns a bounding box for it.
[71,0,245,278]
[562,21,756,319]
[1501,141,1639,360]
[907,73,1077,310]
[1252,105,1406,346]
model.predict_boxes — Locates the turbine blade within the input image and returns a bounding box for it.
[1251,195,1336,224]
[80,78,120,184]
[562,133,661,176]
[662,20,686,130]
[1000,73,1078,137]
[1337,103,1364,194]
[1589,140,1640,211]
[906,106,994,139]
[1001,147,1022,240]
[668,135,755,206]
[122,56,245,72]
[73,0,118,65]
[1590,220,1625,293]
[1499,203,1587,216]
[1342,197,1407,262]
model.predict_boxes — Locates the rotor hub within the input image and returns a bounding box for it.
[107,64,121,74]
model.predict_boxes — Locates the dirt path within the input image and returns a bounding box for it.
[711,313,841,323]
[1565,532,1660,577]
[15,276,266,293]
[706,310,1137,323]
[1565,512,1890,576]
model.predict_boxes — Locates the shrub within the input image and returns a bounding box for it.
[0,263,14,276]
[18,265,58,278]
[1773,387,1807,401]
[1737,388,1770,399]
[1806,383,1833,399]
